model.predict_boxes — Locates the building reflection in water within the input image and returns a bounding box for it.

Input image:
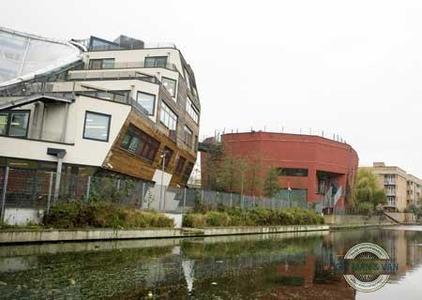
[2,229,422,299]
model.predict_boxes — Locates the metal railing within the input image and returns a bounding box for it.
[0,167,310,223]
[82,61,178,72]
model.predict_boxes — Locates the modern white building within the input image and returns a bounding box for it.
[0,27,201,204]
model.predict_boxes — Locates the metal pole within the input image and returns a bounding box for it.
[85,176,91,203]
[141,182,145,209]
[159,152,166,211]
[1,166,10,222]
[47,172,54,214]
[182,187,187,215]
[53,156,64,203]
[288,189,291,208]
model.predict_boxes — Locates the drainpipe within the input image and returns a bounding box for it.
[47,148,67,203]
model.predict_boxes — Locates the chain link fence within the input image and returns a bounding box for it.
[0,167,311,222]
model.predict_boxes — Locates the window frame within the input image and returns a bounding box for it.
[82,110,112,142]
[161,76,177,97]
[278,168,309,177]
[120,125,160,162]
[183,125,193,147]
[88,58,115,70]
[136,91,156,116]
[186,97,199,124]
[175,156,186,175]
[144,56,168,68]
[160,101,178,131]
[161,146,174,169]
[0,109,30,138]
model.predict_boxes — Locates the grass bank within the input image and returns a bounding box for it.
[43,202,174,229]
[183,207,324,228]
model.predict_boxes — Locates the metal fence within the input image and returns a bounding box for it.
[0,167,310,221]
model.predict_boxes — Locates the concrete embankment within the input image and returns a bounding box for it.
[0,224,329,244]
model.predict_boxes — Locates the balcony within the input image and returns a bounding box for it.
[67,70,159,84]
[385,190,396,196]
[81,61,178,72]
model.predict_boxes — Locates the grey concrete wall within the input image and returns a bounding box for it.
[0,225,329,244]
[323,214,392,225]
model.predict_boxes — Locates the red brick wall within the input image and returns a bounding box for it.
[202,132,358,208]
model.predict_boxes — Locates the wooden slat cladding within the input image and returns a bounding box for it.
[102,109,196,186]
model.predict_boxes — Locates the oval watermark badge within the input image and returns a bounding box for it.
[342,242,397,293]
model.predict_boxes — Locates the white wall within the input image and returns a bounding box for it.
[4,208,44,225]
[51,79,160,122]
[0,95,131,167]
[85,48,184,75]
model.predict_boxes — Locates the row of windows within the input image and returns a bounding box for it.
[121,125,160,161]
[186,97,199,124]
[0,109,111,143]
[1,107,197,153]
[89,56,169,70]
[120,124,191,176]
[88,56,197,106]
[135,94,197,150]
[160,102,178,131]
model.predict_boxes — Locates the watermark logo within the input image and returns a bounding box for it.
[339,242,397,293]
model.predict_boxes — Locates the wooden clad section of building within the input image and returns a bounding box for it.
[102,109,196,186]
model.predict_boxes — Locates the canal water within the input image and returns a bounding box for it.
[0,227,422,299]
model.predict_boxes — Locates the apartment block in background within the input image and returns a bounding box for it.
[363,162,422,211]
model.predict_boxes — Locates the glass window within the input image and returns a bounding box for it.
[184,126,193,147]
[186,97,199,123]
[89,58,115,69]
[160,101,178,130]
[278,168,308,177]
[175,156,186,174]
[8,112,29,137]
[0,113,9,135]
[121,125,160,162]
[145,56,167,68]
[136,92,155,115]
[83,111,111,142]
[161,146,174,168]
[162,77,177,97]
[183,162,194,181]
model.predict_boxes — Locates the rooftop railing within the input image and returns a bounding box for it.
[81,61,178,72]
[67,70,159,84]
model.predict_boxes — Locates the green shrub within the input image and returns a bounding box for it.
[206,211,230,226]
[183,213,207,228]
[43,201,174,229]
[182,207,324,227]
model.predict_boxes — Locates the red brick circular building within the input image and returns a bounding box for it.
[201,131,359,208]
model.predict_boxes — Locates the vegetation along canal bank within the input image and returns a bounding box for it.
[0,201,403,244]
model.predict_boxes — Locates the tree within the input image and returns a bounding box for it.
[263,167,280,198]
[353,169,386,212]
[244,157,263,197]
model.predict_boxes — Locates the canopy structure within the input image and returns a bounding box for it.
[0,94,73,111]
[0,27,84,87]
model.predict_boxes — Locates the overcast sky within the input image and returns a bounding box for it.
[2,0,422,175]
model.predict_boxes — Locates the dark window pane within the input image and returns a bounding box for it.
[8,112,29,137]
[120,125,160,162]
[175,156,186,174]
[278,168,308,177]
